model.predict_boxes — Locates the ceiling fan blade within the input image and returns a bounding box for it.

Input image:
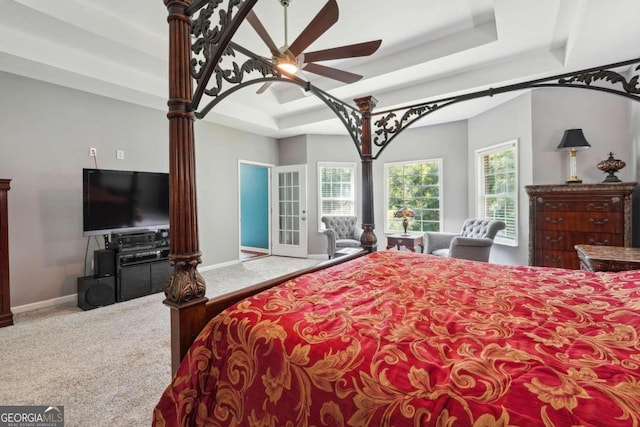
[246,9,279,55]
[288,0,339,57]
[302,62,362,84]
[303,40,382,63]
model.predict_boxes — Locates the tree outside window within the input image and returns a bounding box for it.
[385,159,442,233]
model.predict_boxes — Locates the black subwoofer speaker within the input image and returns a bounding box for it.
[77,276,115,310]
[94,249,116,278]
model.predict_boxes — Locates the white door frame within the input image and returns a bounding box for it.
[271,164,308,258]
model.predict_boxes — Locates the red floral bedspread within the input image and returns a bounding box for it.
[153,251,640,426]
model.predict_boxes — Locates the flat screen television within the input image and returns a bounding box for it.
[83,168,170,236]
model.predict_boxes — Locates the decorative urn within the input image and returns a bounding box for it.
[597,152,625,183]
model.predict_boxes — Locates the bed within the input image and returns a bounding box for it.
[156,1,640,425]
[154,250,640,425]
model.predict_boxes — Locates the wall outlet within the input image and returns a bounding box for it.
[116,149,125,160]
[89,147,97,157]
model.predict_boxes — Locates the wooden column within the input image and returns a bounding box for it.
[354,96,378,252]
[0,179,12,328]
[163,0,207,374]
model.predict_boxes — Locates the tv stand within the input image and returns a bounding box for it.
[116,245,172,301]
[81,229,172,308]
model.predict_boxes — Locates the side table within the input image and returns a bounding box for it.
[386,233,424,253]
[575,244,640,272]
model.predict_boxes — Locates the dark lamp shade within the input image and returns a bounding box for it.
[556,129,591,151]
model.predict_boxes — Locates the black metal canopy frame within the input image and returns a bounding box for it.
[187,0,640,160]
[161,0,640,370]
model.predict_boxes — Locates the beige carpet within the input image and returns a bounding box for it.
[0,256,319,427]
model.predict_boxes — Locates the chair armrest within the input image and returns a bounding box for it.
[450,236,493,248]
[353,227,364,242]
[323,229,337,258]
[449,237,494,262]
[425,232,457,253]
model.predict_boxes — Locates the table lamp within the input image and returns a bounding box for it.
[394,206,415,234]
[556,129,591,183]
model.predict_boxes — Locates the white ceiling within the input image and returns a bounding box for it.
[2,0,640,138]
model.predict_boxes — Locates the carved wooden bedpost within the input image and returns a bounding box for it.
[164,0,207,374]
[354,96,378,252]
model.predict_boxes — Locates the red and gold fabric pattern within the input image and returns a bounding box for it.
[154,251,640,426]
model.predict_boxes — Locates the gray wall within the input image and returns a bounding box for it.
[468,92,533,265]
[278,135,307,165]
[530,88,633,185]
[196,125,278,266]
[0,71,277,307]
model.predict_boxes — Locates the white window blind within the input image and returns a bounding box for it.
[318,162,356,230]
[476,140,518,246]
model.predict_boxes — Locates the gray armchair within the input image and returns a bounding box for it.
[321,216,363,259]
[425,219,506,262]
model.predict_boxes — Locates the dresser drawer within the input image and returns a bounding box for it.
[535,249,580,270]
[534,197,621,213]
[536,212,621,232]
[540,231,623,250]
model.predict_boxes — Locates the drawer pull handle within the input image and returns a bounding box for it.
[588,239,609,245]
[545,236,563,243]
[589,218,609,226]
[545,217,564,224]
[589,203,609,210]
[545,255,563,263]
[545,203,563,209]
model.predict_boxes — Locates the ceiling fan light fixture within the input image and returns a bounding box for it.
[276,56,298,74]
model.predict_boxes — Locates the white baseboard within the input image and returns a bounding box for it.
[12,256,325,314]
[12,293,77,314]
[198,259,240,272]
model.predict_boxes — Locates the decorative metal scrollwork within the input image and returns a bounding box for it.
[324,97,363,155]
[194,42,281,117]
[366,57,640,158]
[558,65,640,96]
[373,104,438,147]
[190,0,225,81]
[189,0,258,110]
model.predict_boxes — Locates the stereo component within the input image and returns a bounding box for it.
[77,276,115,310]
[94,249,116,278]
[111,231,157,249]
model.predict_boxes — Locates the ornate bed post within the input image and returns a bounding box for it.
[355,96,378,252]
[164,0,207,374]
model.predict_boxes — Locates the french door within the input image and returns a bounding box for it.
[271,165,307,258]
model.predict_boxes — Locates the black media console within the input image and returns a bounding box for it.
[77,229,171,310]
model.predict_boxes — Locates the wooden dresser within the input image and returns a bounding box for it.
[0,179,12,327]
[525,182,636,270]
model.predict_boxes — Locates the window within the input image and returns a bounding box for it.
[476,140,518,246]
[384,159,442,233]
[318,162,356,231]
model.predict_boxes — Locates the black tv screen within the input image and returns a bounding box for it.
[83,168,170,236]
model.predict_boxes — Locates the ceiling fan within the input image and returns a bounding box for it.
[244,0,382,93]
